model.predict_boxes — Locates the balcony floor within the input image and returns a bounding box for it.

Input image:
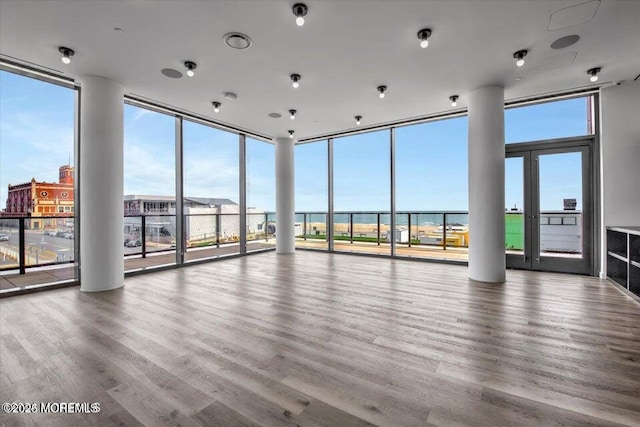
[0,241,275,292]
[296,239,470,261]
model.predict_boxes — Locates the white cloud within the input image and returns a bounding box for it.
[123,138,175,195]
[183,156,239,200]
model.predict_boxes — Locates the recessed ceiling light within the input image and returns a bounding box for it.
[587,67,601,82]
[515,76,522,81]
[377,85,387,98]
[291,73,301,88]
[113,27,124,33]
[58,46,74,64]
[513,49,528,67]
[551,35,580,49]
[161,68,182,78]
[224,92,238,100]
[268,113,282,118]
[223,32,252,49]
[417,28,432,48]
[184,61,197,77]
[293,3,308,26]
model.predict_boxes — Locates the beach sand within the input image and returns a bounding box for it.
[304,222,452,237]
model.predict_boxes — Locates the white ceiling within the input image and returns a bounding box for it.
[1,0,639,141]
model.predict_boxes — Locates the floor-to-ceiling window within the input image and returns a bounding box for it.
[395,116,469,260]
[295,140,328,250]
[0,70,77,292]
[123,104,176,270]
[246,138,275,251]
[334,130,390,255]
[505,96,593,143]
[183,121,240,260]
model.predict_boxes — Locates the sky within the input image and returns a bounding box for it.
[1,70,588,215]
[0,71,75,205]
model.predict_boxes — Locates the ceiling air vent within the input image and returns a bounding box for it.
[223,32,252,50]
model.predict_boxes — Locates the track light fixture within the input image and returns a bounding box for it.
[288,130,295,138]
[184,61,197,77]
[377,85,387,99]
[212,101,221,113]
[293,3,308,26]
[58,47,74,64]
[449,95,458,107]
[355,115,362,126]
[513,49,528,67]
[290,73,301,88]
[289,109,297,120]
[587,67,601,83]
[417,28,432,48]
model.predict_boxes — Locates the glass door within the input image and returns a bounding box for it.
[505,153,530,269]
[506,142,593,274]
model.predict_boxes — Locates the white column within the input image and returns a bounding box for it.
[275,137,295,253]
[468,85,505,283]
[79,76,124,292]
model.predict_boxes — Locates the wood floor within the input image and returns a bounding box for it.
[1,251,639,426]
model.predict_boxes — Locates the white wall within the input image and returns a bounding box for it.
[600,81,640,275]
[183,205,267,244]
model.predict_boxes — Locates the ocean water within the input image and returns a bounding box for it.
[295,212,469,226]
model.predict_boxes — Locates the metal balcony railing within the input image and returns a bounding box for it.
[292,211,470,250]
[2,211,278,277]
[0,215,76,274]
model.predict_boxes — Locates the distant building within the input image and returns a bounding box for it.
[2,165,75,230]
[123,195,268,245]
[1,173,269,240]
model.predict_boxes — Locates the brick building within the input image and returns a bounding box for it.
[2,165,75,230]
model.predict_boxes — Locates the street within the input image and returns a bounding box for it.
[0,229,160,269]
[0,228,74,267]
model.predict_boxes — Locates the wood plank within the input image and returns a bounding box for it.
[191,401,261,427]
[436,361,640,426]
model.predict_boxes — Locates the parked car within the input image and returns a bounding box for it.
[0,234,9,241]
[125,239,141,247]
[44,230,57,236]
[63,232,74,239]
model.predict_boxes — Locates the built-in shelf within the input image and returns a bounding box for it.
[607,226,640,297]
[607,251,627,262]
[630,234,640,263]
